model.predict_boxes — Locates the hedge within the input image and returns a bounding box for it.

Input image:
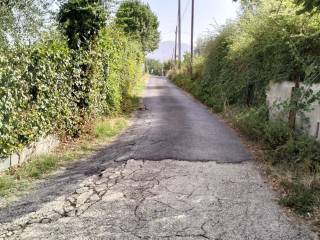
[170,0,320,112]
[0,27,143,158]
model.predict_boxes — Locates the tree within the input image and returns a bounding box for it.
[163,60,175,75]
[57,0,107,50]
[0,0,51,46]
[146,59,163,75]
[233,0,320,13]
[115,0,160,53]
[295,0,320,12]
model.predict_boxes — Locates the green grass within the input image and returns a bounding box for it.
[279,180,320,215]
[94,117,127,139]
[15,153,75,179]
[121,77,146,114]
[16,155,59,179]
[0,152,78,198]
[0,175,18,197]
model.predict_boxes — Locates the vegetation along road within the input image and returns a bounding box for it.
[0,76,317,239]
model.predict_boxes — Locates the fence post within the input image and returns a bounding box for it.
[288,76,300,129]
[246,82,254,106]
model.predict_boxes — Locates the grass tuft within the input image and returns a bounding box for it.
[0,175,17,197]
[94,117,127,139]
[15,155,60,179]
[279,180,320,215]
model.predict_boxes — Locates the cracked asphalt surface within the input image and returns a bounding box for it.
[0,76,317,239]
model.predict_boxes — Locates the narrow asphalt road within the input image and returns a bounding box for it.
[131,76,250,162]
[0,76,317,239]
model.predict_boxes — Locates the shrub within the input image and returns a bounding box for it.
[233,106,268,140]
[0,33,77,156]
[0,27,143,158]
[274,134,320,171]
[146,59,163,76]
[263,120,293,148]
[170,0,320,110]
[95,27,143,114]
[279,181,319,214]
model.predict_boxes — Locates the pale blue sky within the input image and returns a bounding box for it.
[141,0,240,44]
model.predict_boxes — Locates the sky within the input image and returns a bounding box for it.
[141,0,240,45]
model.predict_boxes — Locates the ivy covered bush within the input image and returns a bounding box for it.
[0,29,143,158]
[0,0,158,159]
[94,27,143,115]
[0,33,76,156]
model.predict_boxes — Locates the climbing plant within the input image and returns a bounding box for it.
[57,0,107,50]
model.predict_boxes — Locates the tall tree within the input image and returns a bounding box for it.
[234,0,320,13]
[57,0,107,50]
[0,0,52,46]
[115,0,160,53]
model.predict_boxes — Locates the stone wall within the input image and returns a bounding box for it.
[266,81,320,141]
[0,135,60,172]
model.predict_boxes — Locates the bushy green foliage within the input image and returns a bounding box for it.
[0,0,48,45]
[57,0,107,50]
[146,59,163,76]
[0,33,77,156]
[163,60,175,75]
[274,134,320,170]
[0,26,143,158]
[295,0,320,12]
[263,120,293,148]
[233,106,268,140]
[279,181,319,214]
[232,106,320,173]
[94,27,143,114]
[171,0,320,113]
[115,0,160,53]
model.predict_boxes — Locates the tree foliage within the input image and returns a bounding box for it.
[0,0,52,46]
[0,0,146,158]
[295,0,320,12]
[171,0,320,112]
[146,59,163,76]
[115,0,160,53]
[57,0,107,50]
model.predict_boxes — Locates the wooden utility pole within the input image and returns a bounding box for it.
[174,26,178,65]
[288,76,300,129]
[178,0,182,69]
[190,0,194,75]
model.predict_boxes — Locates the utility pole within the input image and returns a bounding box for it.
[190,0,195,75]
[178,0,181,69]
[174,26,178,65]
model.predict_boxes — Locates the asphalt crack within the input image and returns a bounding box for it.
[0,160,316,240]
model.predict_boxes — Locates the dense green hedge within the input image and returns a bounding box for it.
[0,27,143,158]
[170,0,320,112]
